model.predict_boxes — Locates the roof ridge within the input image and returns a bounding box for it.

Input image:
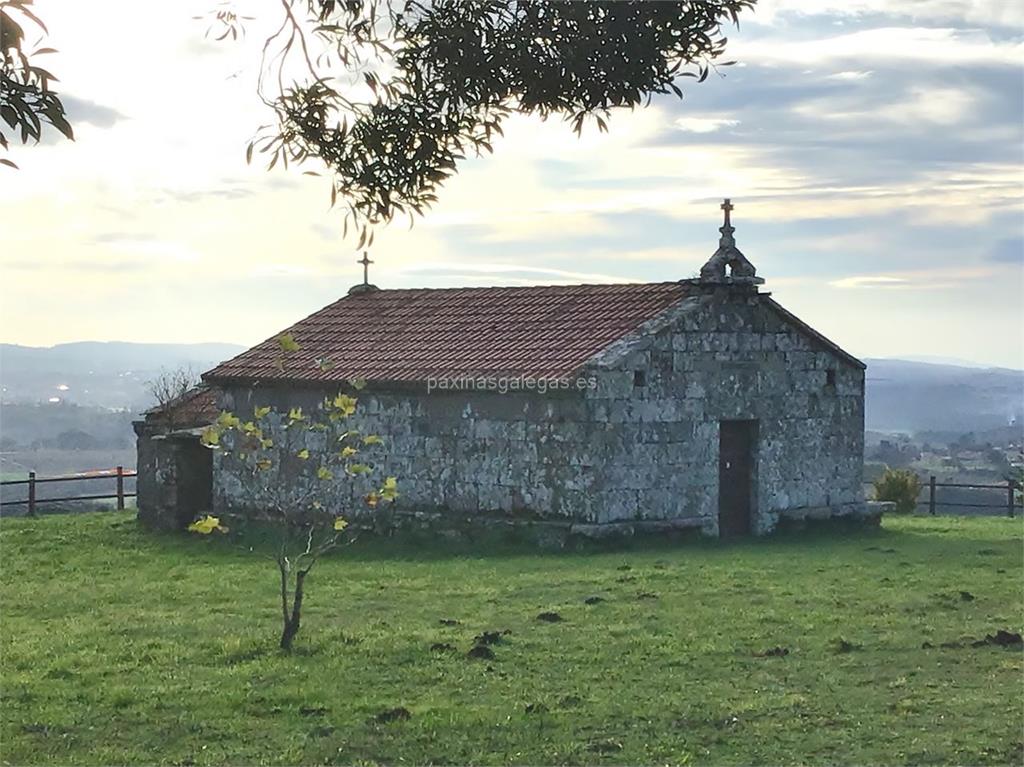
[341,280,682,294]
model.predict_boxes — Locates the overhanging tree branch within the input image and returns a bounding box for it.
[203,0,754,243]
[0,0,73,169]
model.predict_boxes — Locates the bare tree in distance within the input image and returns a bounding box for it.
[146,366,200,431]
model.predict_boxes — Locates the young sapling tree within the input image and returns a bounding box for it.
[191,346,396,650]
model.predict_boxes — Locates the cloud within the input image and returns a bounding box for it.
[829,263,1001,290]
[990,237,1023,264]
[311,222,339,241]
[4,258,146,274]
[393,263,634,285]
[732,27,1024,66]
[160,185,254,203]
[61,95,125,128]
[827,70,873,80]
[640,57,1022,209]
[674,116,741,133]
[830,275,911,289]
[751,0,1024,30]
[25,94,124,144]
[92,234,201,263]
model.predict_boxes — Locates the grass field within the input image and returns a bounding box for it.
[2,513,1022,766]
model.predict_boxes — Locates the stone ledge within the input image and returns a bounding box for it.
[345,508,712,545]
[569,517,706,539]
[776,500,889,532]
[778,501,888,522]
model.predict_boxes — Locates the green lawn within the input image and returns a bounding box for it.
[2,513,1022,766]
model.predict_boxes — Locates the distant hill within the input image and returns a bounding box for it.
[1,343,1021,438]
[0,341,245,410]
[864,358,1023,435]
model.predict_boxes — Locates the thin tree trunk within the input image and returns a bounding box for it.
[279,569,307,651]
[278,559,292,650]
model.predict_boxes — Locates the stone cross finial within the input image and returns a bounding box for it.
[718,197,736,248]
[696,197,764,288]
[358,252,373,285]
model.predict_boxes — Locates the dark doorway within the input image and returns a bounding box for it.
[173,436,214,527]
[718,420,758,538]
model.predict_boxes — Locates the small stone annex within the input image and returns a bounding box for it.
[136,200,880,539]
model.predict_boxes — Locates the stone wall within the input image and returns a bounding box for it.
[579,291,865,535]
[134,422,165,524]
[134,422,213,530]
[213,290,866,536]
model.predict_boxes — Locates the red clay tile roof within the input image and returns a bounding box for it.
[144,384,221,426]
[204,282,692,385]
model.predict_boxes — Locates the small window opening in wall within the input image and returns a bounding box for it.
[825,369,836,388]
[633,370,646,387]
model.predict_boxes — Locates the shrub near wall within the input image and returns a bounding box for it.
[873,468,922,514]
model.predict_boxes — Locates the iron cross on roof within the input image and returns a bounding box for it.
[358,252,373,285]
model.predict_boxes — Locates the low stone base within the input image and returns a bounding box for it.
[218,502,890,548]
[346,509,713,548]
[136,507,188,533]
[370,504,889,544]
[775,501,891,533]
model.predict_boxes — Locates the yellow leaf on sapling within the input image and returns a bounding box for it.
[254,405,271,418]
[188,515,229,534]
[296,448,310,460]
[188,517,214,534]
[362,435,383,446]
[200,426,221,448]
[340,446,358,458]
[380,476,399,501]
[333,518,348,531]
[317,466,333,481]
[276,332,301,352]
[331,394,357,417]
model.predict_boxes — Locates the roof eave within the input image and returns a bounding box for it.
[763,296,865,370]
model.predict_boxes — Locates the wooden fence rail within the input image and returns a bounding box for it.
[923,476,1018,517]
[0,467,137,516]
[4,469,1020,519]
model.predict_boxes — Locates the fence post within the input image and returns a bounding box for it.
[116,466,125,511]
[928,475,936,516]
[1009,479,1016,519]
[27,471,36,517]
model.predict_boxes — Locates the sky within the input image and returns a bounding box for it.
[1,0,1022,368]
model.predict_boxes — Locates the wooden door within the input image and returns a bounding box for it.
[718,420,757,538]
[174,437,214,527]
